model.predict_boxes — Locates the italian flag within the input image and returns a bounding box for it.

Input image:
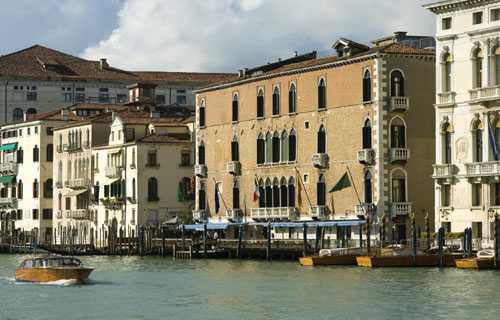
[253,178,260,202]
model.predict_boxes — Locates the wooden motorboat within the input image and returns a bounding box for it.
[456,249,499,269]
[356,248,462,267]
[14,257,93,283]
[299,248,366,266]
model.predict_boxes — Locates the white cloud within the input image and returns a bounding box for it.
[81,0,436,73]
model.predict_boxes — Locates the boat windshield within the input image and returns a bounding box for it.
[34,257,83,268]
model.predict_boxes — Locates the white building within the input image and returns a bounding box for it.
[425,0,500,243]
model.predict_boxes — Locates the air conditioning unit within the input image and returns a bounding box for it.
[192,210,208,221]
[194,164,207,177]
[227,161,241,175]
[312,153,328,168]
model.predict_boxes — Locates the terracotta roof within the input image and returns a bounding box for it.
[137,133,191,143]
[116,109,188,126]
[182,116,195,124]
[0,45,235,83]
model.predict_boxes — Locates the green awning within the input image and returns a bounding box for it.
[0,175,15,183]
[65,189,88,197]
[0,143,17,151]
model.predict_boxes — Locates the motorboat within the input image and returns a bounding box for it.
[456,249,498,269]
[14,256,93,283]
[356,248,461,267]
[299,248,366,266]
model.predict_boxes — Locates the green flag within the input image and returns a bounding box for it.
[329,172,351,193]
[177,183,186,203]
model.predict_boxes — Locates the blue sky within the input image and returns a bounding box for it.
[0,0,436,73]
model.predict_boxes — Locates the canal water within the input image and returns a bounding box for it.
[1,255,500,320]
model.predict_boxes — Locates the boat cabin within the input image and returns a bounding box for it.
[19,257,83,269]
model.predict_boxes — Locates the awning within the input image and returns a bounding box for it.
[0,143,17,151]
[0,175,15,184]
[65,189,88,197]
[179,220,367,230]
[181,223,241,230]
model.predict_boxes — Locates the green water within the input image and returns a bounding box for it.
[1,255,499,320]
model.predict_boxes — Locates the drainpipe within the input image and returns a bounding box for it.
[4,81,8,124]
[169,87,172,105]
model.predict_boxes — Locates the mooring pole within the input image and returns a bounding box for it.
[468,227,473,259]
[181,224,186,251]
[359,224,363,247]
[438,227,443,268]
[266,223,271,261]
[425,213,430,251]
[412,214,417,266]
[139,226,144,257]
[237,225,243,259]
[302,222,308,256]
[161,225,166,257]
[366,215,371,254]
[341,226,345,248]
[203,223,207,259]
[315,226,321,253]
[495,213,499,267]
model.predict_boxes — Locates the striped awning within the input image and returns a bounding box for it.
[0,143,17,151]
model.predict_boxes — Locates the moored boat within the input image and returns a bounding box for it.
[456,249,499,269]
[14,257,93,283]
[356,248,462,267]
[299,248,366,266]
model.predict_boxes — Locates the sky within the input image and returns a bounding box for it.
[0,0,436,73]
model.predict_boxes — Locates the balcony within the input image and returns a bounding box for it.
[55,181,63,188]
[390,148,410,162]
[357,149,375,165]
[354,203,376,216]
[312,153,328,168]
[0,162,18,174]
[0,197,15,206]
[227,161,241,175]
[69,178,90,189]
[195,164,207,177]
[65,210,71,218]
[309,205,329,219]
[56,145,63,153]
[469,86,500,104]
[391,202,412,216]
[63,143,82,152]
[432,164,454,183]
[192,209,208,221]
[250,207,298,221]
[465,162,500,179]
[68,209,90,220]
[105,166,122,178]
[436,92,456,107]
[390,96,410,112]
[226,208,243,221]
[64,180,70,187]
[56,210,63,219]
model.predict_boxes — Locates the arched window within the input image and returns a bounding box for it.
[442,123,452,164]
[390,117,406,148]
[280,177,288,207]
[232,93,238,122]
[199,100,206,127]
[318,78,326,109]
[494,47,500,86]
[199,183,206,210]
[257,89,264,118]
[74,160,78,179]
[265,132,272,163]
[288,177,296,207]
[258,179,265,208]
[257,133,265,164]
[363,69,372,102]
[272,178,280,207]
[17,180,23,199]
[232,180,240,209]
[16,148,23,164]
[390,70,405,97]
[33,145,39,162]
[67,160,72,180]
[265,178,272,207]
[148,177,158,201]
[272,86,280,116]
[198,141,205,165]
[473,120,483,162]
[58,193,62,211]
[317,125,326,153]
[231,135,239,161]
[272,131,280,163]
[33,179,39,199]
[317,174,326,206]
[94,182,100,202]
[364,171,373,204]
[46,144,53,162]
[391,169,407,203]
[289,129,297,161]
[289,83,296,113]
[363,119,372,149]
[473,48,483,89]
[27,108,37,115]
[13,108,23,121]
[281,131,289,162]
[442,53,452,92]
[44,179,53,198]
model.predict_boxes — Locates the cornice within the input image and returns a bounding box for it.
[468,26,500,38]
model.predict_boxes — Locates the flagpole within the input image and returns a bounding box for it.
[212,177,228,210]
[295,167,312,207]
[346,165,365,215]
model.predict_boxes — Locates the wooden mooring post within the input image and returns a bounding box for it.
[203,223,207,259]
[266,223,271,261]
[237,225,243,259]
[161,225,166,257]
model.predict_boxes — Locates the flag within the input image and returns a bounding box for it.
[177,182,185,204]
[488,113,499,161]
[215,183,220,214]
[189,175,195,194]
[329,172,351,193]
[253,178,260,202]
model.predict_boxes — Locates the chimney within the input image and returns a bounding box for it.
[100,58,109,69]
[294,51,298,57]
[61,109,69,121]
[238,70,243,77]
[244,68,249,76]
[150,111,160,118]
[278,58,281,62]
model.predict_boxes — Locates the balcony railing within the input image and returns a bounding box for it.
[104,166,122,178]
[64,180,70,187]
[250,207,298,221]
[390,148,410,162]
[0,162,18,174]
[69,178,90,189]
[309,205,329,219]
[465,162,500,177]
[195,164,207,177]
[56,210,63,219]
[192,209,208,221]
[436,92,456,106]
[391,202,412,216]
[68,209,90,220]
[469,86,500,103]
[226,208,243,221]
[312,153,328,168]
[55,181,63,188]
[227,161,241,175]
[390,96,410,112]
[355,203,376,215]
[0,197,15,205]
[432,164,454,181]
[357,149,374,165]
[63,143,82,152]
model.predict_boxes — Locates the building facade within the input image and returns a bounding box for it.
[194,35,436,242]
[425,0,500,243]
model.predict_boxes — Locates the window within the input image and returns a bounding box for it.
[391,70,405,97]
[231,136,239,161]
[46,144,53,162]
[42,209,52,220]
[473,120,483,162]
[442,17,452,30]
[176,90,186,104]
[147,149,157,166]
[199,100,206,127]
[362,69,371,102]
[265,178,272,207]
[257,133,265,165]
[281,131,289,162]
[391,170,406,203]
[492,8,500,21]
[27,92,37,101]
[257,89,264,118]
[472,183,482,206]
[99,89,109,103]
[132,178,136,201]
[272,86,280,116]
[148,177,158,201]
[473,48,483,88]
[363,119,372,149]
[33,179,38,198]
[364,171,373,203]
[32,209,39,220]
[33,145,39,162]
[75,93,85,103]
[35,127,38,134]
[13,108,23,121]
[289,129,297,162]
[232,93,238,122]
[198,141,205,165]
[442,123,452,164]
[61,92,72,102]
[442,53,452,92]
[272,132,280,163]
[181,149,191,166]
[94,182,100,202]
[317,174,326,206]
[199,183,206,210]
[289,83,296,113]
[288,177,296,207]
[17,148,23,164]
[304,121,310,130]
[232,180,240,209]
[272,178,280,207]
[390,118,406,148]
[116,94,127,104]
[19,129,22,136]
[44,179,53,198]
[280,177,288,207]
[473,11,483,25]
[317,125,326,153]
[27,108,37,115]
[494,47,500,86]
[17,180,23,199]
[156,95,166,104]
[318,78,326,109]
[258,179,265,208]
[66,197,71,210]
[46,127,53,136]
[442,184,451,207]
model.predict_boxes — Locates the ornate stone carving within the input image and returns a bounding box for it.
[455,137,469,164]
